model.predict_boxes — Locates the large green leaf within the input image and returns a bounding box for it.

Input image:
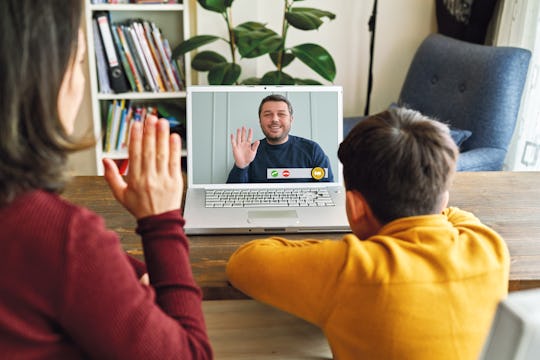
[260,71,295,85]
[208,62,241,85]
[269,51,295,68]
[290,43,336,82]
[293,7,336,20]
[197,0,234,13]
[294,78,322,85]
[191,51,227,71]
[234,21,267,32]
[286,8,336,31]
[234,22,282,58]
[240,77,262,85]
[172,35,221,58]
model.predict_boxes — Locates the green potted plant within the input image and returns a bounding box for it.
[173,0,336,85]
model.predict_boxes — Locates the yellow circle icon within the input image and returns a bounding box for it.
[311,167,325,180]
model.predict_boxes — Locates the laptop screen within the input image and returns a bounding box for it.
[186,85,343,187]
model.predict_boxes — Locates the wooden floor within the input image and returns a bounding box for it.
[203,300,332,360]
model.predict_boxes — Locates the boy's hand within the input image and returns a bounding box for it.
[103,115,183,219]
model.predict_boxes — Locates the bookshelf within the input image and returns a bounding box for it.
[84,0,191,175]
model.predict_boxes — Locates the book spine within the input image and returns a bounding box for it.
[110,24,137,92]
[133,21,165,92]
[104,100,116,153]
[127,25,158,92]
[151,22,180,92]
[123,25,151,92]
[115,105,128,150]
[92,19,112,93]
[164,38,185,90]
[143,21,173,92]
[119,104,133,150]
[116,25,144,92]
[95,12,129,93]
[109,99,125,153]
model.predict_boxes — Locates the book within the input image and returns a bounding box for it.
[108,99,125,152]
[110,24,137,92]
[143,21,173,91]
[122,25,152,92]
[127,24,158,92]
[151,22,180,91]
[115,105,127,150]
[132,20,165,91]
[92,19,112,93]
[164,38,185,90]
[116,103,133,150]
[115,25,144,92]
[94,12,130,93]
[103,100,116,152]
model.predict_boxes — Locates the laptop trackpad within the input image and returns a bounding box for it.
[247,210,299,225]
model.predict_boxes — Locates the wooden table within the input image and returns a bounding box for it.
[62,171,540,300]
[203,299,331,359]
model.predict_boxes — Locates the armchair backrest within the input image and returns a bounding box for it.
[399,33,531,153]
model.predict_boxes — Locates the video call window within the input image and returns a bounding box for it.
[187,86,343,185]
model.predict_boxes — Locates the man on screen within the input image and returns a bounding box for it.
[226,94,334,183]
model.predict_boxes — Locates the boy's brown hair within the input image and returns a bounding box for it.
[338,107,459,224]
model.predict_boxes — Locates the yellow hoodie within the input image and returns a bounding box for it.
[226,207,509,360]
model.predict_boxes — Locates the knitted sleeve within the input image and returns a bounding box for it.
[59,208,212,359]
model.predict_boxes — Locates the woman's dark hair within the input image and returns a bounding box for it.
[0,0,88,205]
[338,107,459,224]
[258,94,294,117]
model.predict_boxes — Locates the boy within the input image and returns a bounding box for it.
[226,107,509,359]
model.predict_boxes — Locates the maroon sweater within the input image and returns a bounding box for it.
[0,190,212,359]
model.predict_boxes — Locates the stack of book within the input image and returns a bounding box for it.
[93,12,185,94]
[103,101,158,153]
[103,101,183,154]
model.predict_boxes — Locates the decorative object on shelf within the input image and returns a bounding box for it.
[173,0,337,85]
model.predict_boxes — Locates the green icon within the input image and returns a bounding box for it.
[271,170,279,177]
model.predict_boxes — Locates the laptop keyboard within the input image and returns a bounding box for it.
[205,188,335,208]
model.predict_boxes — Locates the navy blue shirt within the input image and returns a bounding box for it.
[227,135,334,183]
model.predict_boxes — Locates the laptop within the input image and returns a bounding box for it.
[183,85,350,235]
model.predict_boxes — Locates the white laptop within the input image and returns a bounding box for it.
[183,85,350,235]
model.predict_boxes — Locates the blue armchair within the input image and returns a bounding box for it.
[345,33,531,171]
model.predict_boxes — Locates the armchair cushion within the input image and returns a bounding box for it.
[457,148,507,171]
[450,128,472,147]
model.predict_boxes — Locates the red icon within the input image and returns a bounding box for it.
[282,170,290,177]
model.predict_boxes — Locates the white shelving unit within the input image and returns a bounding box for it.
[84,1,191,175]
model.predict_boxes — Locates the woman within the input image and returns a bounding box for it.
[0,1,212,358]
